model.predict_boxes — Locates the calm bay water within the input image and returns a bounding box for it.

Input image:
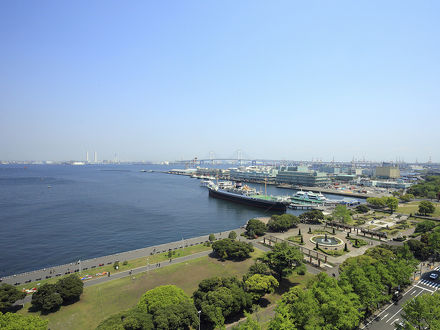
[0,164,362,277]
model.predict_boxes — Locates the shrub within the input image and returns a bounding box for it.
[212,239,254,260]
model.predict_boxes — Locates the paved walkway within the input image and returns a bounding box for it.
[2,228,246,286]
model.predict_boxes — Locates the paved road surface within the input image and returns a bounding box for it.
[363,266,440,330]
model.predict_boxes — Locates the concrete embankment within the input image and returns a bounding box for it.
[1,228,245,286]
[277,184,375,198]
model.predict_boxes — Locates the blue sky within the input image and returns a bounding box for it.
[1,1,439,162]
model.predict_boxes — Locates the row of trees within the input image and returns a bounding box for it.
[408,175,440,199]
[269,244,417,329]
[31,274,84,313]
[366,196,399,213]
[400,291,440,329]
[245,214,301,238]
[407,228,440,261]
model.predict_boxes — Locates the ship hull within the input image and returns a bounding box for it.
[209,188,286,212]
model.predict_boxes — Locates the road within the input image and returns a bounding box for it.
[363,266,440,330]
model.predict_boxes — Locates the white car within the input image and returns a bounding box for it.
[429,273,439,280]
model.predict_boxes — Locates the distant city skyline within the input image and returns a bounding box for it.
[1,1,439,162]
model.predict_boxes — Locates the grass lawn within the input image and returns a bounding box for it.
[18,244,211,291]
[287,235,305,245]
[398,201,440,217]
[18,249,264,330]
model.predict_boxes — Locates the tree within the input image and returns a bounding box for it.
[138,285,198,329]
[228,231,237,240]
[400,194,414,203]
[414,220,436,233]
[245,219,267,237]
[419,201,435,215]
[401,291,440,330]
[212,239,254,260]
[193,277,252,328]
[31,283,63,313]
[0,284,26,313]
[247,262,270,276]
[0,312,48,330]
[269,273,362,330]
[385,197,399,213]
[244,274,279,302]
[261,242,303,280]
[298,210,324,224]
[56,274,83,304]
[355,204,370,213]
[366,197,387,209]
[332,205,352,224]
[209,234,216,242]
[267,214,299,232]
[96,307,154,330]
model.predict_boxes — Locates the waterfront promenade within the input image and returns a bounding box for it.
[1,228,246,286]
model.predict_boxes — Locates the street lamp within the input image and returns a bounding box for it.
[198,310,201,330]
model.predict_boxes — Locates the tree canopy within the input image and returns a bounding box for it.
[385,197,399,213]
[212,239,254,260]
[260,242,303,280]
[332,205,352,224]
[0,312,48,330]
[0,284,25,313]
[31,283,63,313]
[96,307,154,330]
[418,201,436,215]
[267,214,299,232]
[138,285,198,329]
[298,210,324,223]
[193,277,252,328]
[339,245,416,313]
[408,175,440,198]
[269,273,362,330]
[401,291,440,329]
[56,274,83,304]
[244,274,278,302]
[245,219,267,237]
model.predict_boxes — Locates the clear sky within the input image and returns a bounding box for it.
[1,1,439,162]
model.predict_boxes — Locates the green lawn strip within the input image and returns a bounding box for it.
[287,235,305,245]
[398,201,440,217]
[347,237,367,248]
[17,244,211,291]
[18,249,264,330]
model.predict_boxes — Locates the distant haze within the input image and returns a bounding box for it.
[1,1,439,162]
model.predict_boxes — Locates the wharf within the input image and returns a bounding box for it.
[277,184,375,198]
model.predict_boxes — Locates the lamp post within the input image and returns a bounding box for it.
[198,310,201,330]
